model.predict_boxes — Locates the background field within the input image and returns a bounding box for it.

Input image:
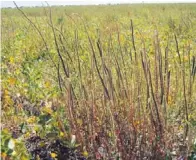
[1,3,196,160]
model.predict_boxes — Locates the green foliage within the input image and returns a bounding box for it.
[1,129,30,159]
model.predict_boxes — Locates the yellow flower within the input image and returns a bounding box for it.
[60,132,64,137]
[24,132,30,138]
[21,154,29,160]
[178,125,183,131]
[1,152,7,158]
[8,77,16,86]
[4,89,9,96]
[27,116,36,123]
[133,120,140,128]
[42,107,53,115]
[44,81,51,88]
[9,56,14,64]
[108,131,112,137]
[50,152,57,158]
[4,93,13,105]
[83,151,88,157]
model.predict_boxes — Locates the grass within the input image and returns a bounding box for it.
[1,3,196,160]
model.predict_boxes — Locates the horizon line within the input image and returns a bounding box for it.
[1,1,196,9]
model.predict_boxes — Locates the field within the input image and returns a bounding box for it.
[1,3,196,160]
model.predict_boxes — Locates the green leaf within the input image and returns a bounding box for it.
[38,114,52,125]
[7,149,14,156]
[8,139,15,149]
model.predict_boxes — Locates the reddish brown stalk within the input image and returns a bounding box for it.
[174,34,182,65]
[130,19,137,61]
[154,31,159,103]
[148,61,163,137]
[84,25,110,100]
[182,46,189,138]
